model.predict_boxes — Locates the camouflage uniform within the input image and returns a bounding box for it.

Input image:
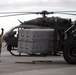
[0,28,4,56]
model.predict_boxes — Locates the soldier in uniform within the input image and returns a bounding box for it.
[0,28,4,57]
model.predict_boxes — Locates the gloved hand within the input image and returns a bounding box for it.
[1,28,4,31]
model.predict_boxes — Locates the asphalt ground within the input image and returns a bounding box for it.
[0,42,76,75]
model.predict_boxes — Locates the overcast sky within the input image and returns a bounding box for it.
[0,0,76,33]
[0,0,76,11]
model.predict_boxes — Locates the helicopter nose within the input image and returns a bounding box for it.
[3,32,9,40]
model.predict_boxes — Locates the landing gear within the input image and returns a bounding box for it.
[7,45,19,56]
[7,45,12,51]
[63,43,76,64]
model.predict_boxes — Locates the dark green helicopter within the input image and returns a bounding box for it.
[1,10,76,64]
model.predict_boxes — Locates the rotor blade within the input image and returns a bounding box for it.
[0,13,32,17]
[0,12,24,14]
[0,11,76,17]
[54,12,76,15]
[38,10,76,15]
[0,12,76,18]
[53,11,76,13]
[0,12,37,14]
[49,12,76,15]
[1,11,76,14]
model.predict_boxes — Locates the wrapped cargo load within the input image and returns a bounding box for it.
[18,29,54,55]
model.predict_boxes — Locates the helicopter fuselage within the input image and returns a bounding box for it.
[21,17,72,29]
[3,16,72,51]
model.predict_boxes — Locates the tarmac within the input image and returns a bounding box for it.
[0,42,76,75]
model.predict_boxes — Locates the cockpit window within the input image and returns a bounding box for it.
[12,28,18,37]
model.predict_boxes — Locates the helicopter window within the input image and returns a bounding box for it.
[12,28,18,37]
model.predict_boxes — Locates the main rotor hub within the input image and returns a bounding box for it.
[37,10,51,18]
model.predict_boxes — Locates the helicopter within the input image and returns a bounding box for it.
[1,10,76,64]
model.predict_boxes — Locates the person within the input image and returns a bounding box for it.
[0,28,4,57]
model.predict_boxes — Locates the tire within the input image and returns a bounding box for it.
[63,44,76,64]
[40,53,47,56]
[29,54,36,56]
[7,45,12,51]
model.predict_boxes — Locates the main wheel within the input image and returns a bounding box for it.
[7,45,12,51]
[63,44,76,64]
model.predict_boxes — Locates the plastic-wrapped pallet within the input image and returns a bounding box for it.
[18,29,54,42]
[18,29,54,55]
[18,41,53,54]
